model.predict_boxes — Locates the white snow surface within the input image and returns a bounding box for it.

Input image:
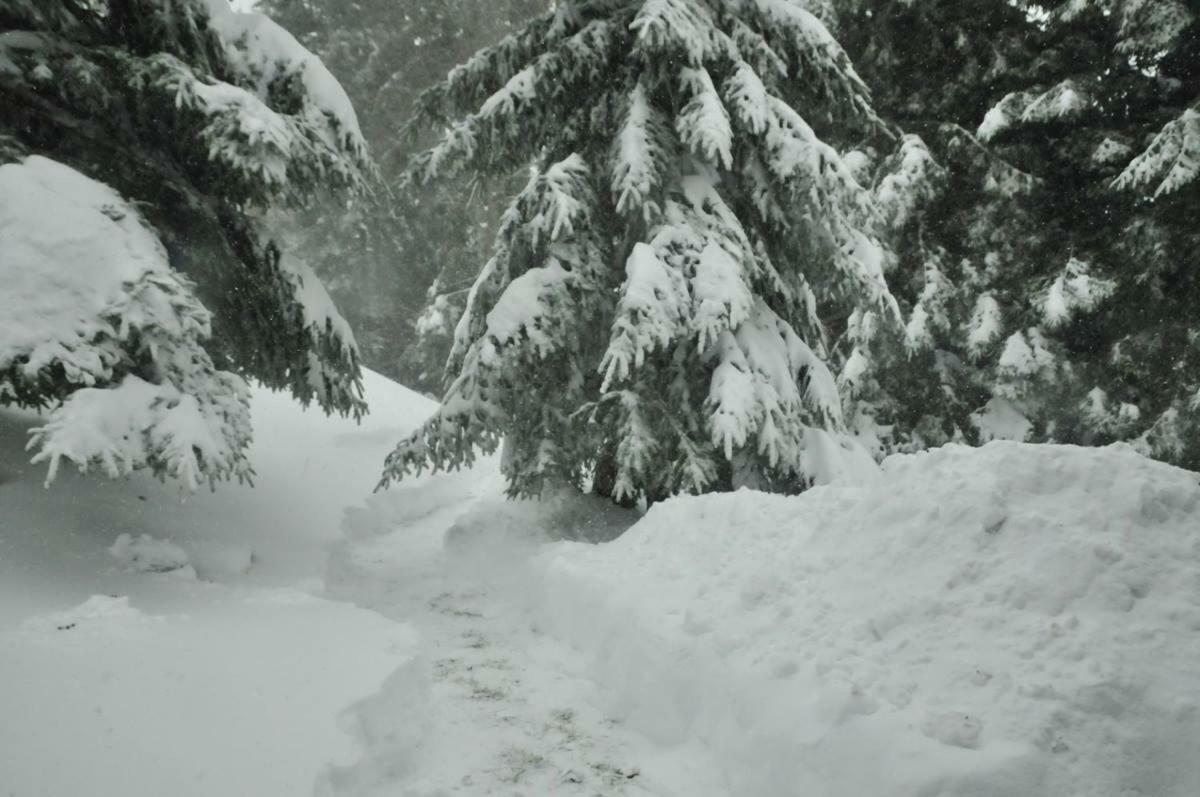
[0,370,430,796]
[536,442,1200,796]
[4,368,1200,796]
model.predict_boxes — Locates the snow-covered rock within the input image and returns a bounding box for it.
[110,533,194,576]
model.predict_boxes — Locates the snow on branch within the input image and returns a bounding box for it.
[601,243,689,390]
[967,294,1004,359]
[29,372,251,491]
[517,155,595,248]
[483,260,578,362]
[741,0,876,123]
[978,81,1090,142]
[200,0,367,161]
[1040,257,1116,328]
[977,91,1035,142]
[610,82,674,220]
[1111,0,1194,55]
[414,20,617,182]
[1114,108,1200,198]
[875,134,944,232]
[677,67,734,169]
[705,298,849,483]
[723,60,772,136]
[632,0,732,66]
[0,155,252,489]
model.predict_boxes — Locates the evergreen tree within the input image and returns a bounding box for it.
[830,0,1200,469]
[396,280,468,395]
[0,0,368,488]
[381,0,901,502]
[988,0,1200,467]
[257,0,544,391]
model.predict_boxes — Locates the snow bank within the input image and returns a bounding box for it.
[0,370,434,796]
[535,441,1200,796]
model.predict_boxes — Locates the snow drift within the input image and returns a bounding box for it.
[536,441,1200,796]
[0,370,433,796]
[5,362,1200,796]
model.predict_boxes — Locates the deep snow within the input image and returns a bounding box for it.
[535,442,1200,796]
[3,370,1199,796]
[0,370,428,796]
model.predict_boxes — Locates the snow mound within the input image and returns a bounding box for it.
[110,533,193,575]
[536,441,1200,796]
[21,594,151,634]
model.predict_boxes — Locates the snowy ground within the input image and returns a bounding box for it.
[0,371,425,795]
[0,372,724,796]
[3,371,1200,796]
[317,473,729,796]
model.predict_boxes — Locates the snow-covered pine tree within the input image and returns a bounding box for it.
[823,1,1047,453]
[380,0,900,502]
[833,0,1200,469]
[0,0,369,488]
[964,0,1200,465]
[257,0,544,392]
[395,279,468,396]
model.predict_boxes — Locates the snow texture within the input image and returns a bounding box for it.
[0,370,431,796]
[201,0,366,157]
[0,156,179,374]
[0,155,252,490]
[110,533,192,575]
[535,442,1200,797]
[5,370,1200,796]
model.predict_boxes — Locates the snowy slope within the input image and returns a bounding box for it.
[0,370,433,797]
[535,442,1200,796]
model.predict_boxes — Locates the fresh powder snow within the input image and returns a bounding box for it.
[535,442,1200,797]
[5,367,1199,795]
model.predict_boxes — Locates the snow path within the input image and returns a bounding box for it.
[316,469,730,796]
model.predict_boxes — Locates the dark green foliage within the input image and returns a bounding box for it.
[257,0,544,392]
[838,0,1200,467]
[380,0,900,501]
[1,0,369,486]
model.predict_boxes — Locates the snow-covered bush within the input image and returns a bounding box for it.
[0,0,369,488]
[381,0,900,501]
